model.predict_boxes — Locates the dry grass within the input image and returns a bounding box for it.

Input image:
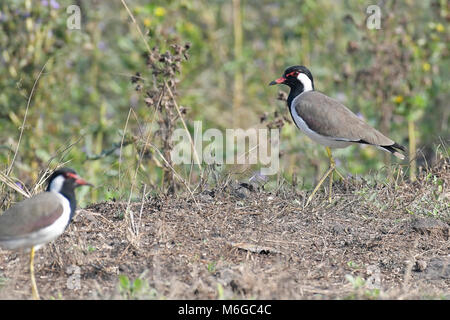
[0,156,448,300]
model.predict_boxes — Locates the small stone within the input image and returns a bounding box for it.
[414,260,427,272]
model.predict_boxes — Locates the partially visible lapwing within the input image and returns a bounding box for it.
[0,168,92,299]
[270,66,406,205]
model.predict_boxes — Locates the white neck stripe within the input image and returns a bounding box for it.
[49,175,65,193]
[297,73,313,92]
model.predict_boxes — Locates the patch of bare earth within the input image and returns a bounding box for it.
[0,158,449,299]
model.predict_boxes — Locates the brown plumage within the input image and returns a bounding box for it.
[270,65,406,206]
[0,167,91,300]
[0,192,64,240]
[0,168,92,250]
[295,91,406,159]
[270,65,406,160]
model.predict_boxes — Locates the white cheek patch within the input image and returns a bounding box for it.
[49,175,65,193]
[297,73,313,92]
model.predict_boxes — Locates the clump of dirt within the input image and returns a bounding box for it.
[0,157,449,299]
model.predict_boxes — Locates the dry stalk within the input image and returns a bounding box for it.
[165,82,203,178]
[7,59,50,176]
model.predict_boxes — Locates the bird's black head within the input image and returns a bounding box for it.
[46,167,92,219]
[269,65,314,90]
[270,66,315,107]
[46,168,92,193]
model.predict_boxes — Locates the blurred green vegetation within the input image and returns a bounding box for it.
[0,0,448,206]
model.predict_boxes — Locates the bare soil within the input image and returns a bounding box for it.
[0,159,449,300]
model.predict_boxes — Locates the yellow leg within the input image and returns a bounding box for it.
[325,147,347,181]
[327,147,335,203]
[30,246,40,300]
[329,166,333,203]
[306,147,336,206]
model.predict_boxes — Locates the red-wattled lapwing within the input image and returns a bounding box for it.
[270,66,406,205]
[0,168,92,299]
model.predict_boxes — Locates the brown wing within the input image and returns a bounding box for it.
[0,192,64,238]
[295,91,395,146]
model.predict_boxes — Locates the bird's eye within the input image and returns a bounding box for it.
[65,172,77,179]
[286,71,299,78]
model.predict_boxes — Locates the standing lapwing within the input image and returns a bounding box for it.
[0,168,92,299]
[270,66,406,205]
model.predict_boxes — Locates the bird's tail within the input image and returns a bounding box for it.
[380,142,407,160]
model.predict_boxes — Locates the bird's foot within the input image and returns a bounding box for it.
[305,165,335,207]
[30,246,40,300]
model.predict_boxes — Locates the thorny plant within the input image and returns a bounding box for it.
[130,43,192,194]
[120,2,203,245]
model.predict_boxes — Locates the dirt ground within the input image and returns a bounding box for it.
[0,158,449,300]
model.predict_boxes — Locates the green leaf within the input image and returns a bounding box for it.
[411,94,427,109]
[133,278,143,292]
[119,275,130,290]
